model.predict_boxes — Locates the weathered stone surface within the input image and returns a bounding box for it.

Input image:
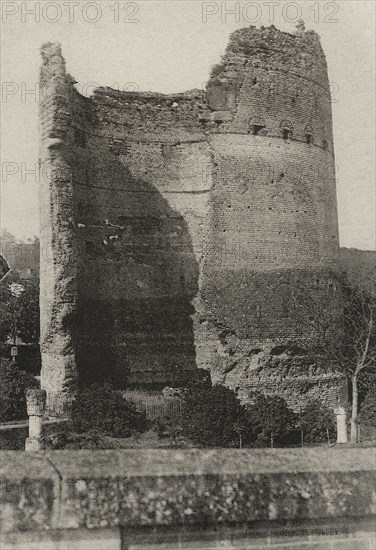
[0,452,59,533]
[49,448,376,529]
[39,42,79,411]
[26,390,46,417]
[39,24,342,410]
[0,448,375,536]
[2,528,121,550]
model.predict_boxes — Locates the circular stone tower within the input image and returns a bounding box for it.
[201,24,343,409]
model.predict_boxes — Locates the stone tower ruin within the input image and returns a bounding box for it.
[39,24,345,414]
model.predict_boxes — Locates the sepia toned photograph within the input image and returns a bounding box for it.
[0,1,375,548]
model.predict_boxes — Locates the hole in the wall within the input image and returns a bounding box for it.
[322,139,328,150]
[271,345,289,356]
[252,124,266,136]
[280,120,293,141]
[306,134,314,145]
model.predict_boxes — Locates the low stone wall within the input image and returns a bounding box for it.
[0,448,375,549]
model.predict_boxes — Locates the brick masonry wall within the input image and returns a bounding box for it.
[67,90,211,387]
[39,24,344,410]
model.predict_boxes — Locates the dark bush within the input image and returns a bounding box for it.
[360,383,376,428]
[298,399,336,444]
[185,368,212,392]
[180,371,337,448]
[154,415,184,447]
[71,383,148,437]
[0,359,38,422]
[182,371,250,447]
[246,393,295,448]
[0,344,41,375]
[43,429,118,450]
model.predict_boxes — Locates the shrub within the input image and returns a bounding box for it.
[43,429,117,450]
[298,399,336,445]
[0,359,38,422]
[182,371,249,447]
[71,383,148,437]
[246,393,295,447]
[360,383,376,428]
[185,368,212,392]
[154,415,184,447]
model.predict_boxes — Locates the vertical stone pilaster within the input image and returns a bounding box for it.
[335,406,348,443]
[39,42,78,414]
[25,389,46,451]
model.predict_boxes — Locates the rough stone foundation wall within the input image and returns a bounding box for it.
[40,24,344,411]
[1,449,375,550]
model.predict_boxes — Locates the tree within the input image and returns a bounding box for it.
[0,294,14,344]
[295,275,376,443]
[0,359,38,421]
[246,393,295,448]
[0,255,10,281]
[16,279,40,344]
[298,399,336,445]
[0,274,39,346]
[360,380,376,428]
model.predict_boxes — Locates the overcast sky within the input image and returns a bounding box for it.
[0,0,375,250]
